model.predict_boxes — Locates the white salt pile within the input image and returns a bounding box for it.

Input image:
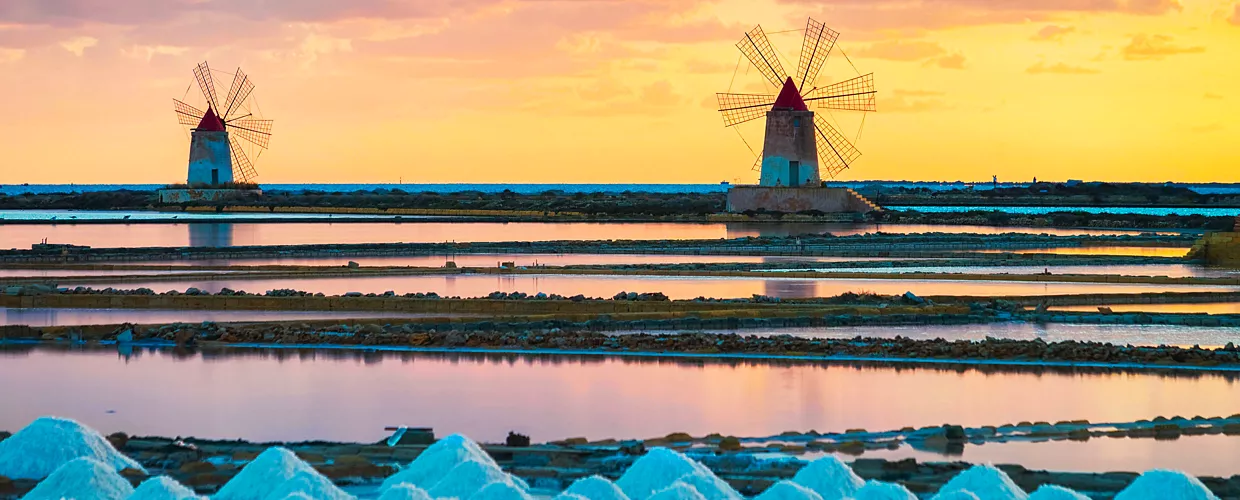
[263,468,354,500]
[0,416,144,480]
[565,475,632,500]
[648,482,709,500]
[932,492,981,500]
[468,480,535,500]
[616,448,712,500]
[936,464,1029,500]
[427,459,525,499]
[21,456,134,500]
[274,494,315,500]
[1027,484,1090,500]
[854,480,917,500]
[378,484,434,500]
[753,480,823,500]
[789,455,864,499]
[677,471,743,500]
[213,447,317,500]
[381,433,497,491]
[1114,469,1220,500]
[555,494,592,500]
[129,475,205,500]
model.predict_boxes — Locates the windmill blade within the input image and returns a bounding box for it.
[795,18,840,90]
[751,152,763,172]
[193,61,220,111]
[226,118,273,149]
[813,113,861,179]
[221,68,254,121]
[735,25,787,90]
[229,138,259,183]
[173,99,205,126]
[717,93,775,127]
[804,73,876,112]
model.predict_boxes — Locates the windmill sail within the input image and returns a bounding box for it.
[716,93,776,127]
[173,99,205,126]
[803,73,876,112]
[222,68,255,120]
[193,62,219,111]
[736,25,787,90]
[813,113,861,179]
[226,119,273,149]
[229,137,259,183]
[795,18,839,90]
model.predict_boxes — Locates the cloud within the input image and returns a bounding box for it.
[1123,0,1183,14]
[1231,4,1240,25]
[882,90,950,113]
[1204,92,1224,99]
[932,52,967,69]
[58,36,96,56]
[854,40,946,61]
[893,89,944,97]
[1191,123,1224,133]
[0,47,22,63]
[1122,34,1205,60]
[1032,25,1075,41]
[1026,61,1100,74]
[119,44,188,61]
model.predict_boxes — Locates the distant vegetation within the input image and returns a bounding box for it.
[162,182,260,190]
[871,182,1240,207]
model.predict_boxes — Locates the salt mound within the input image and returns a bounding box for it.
[130,475,204,500]
[1027,485,1090,500]
[677,472,742,500]
[789,455,864,499]
[1114,469,1220,500]
[616,448,710,500]
[263,468,354,500]
[555,494,591,500]
[937,464,1028,500]
[854,480,917,500]
[754,480,824,500]
[274,494,314,500]
[565,475,631,500]
[378,484,434,500]
[648,482,708,500]
[469,481,534,500]
[22,456,134,500]
[381,434,497,491]
[932,492,981,500]
[427,459,523,499]
[213,447,317,500]
[0,416,144,480]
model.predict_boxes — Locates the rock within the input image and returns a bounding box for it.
[718,437,742,451]
[902,291,925,305]
[344,292,363,297]
[179,461,218,474]
[347,261,360,268]
[106,432,129,450]
[506,432,531,447]
[116,329,134,343]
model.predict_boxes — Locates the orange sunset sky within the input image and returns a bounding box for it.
[0,0,1238,184]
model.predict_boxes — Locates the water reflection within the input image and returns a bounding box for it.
[0,307,455,327]
[187,223,233,247]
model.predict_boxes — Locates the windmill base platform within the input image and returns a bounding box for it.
[726,186,880,214]
[158,187,262,204]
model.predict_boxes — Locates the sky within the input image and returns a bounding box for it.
[0,0,1237,184]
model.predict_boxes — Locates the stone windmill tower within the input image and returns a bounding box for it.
[173,62,272,186]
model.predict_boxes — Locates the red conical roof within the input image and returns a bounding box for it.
[771,77,807,111]
[195,107,226,132]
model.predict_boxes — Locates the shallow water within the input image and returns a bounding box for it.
[2,345,1239,474]
[119,254,900,267]
[888,205,1240,217]
[693,323,1240,348]
[980,247,1190,257]
[0,221,1163,249]
[778,264,1236,279]
[56,274,1236,300]
[1052,303,1240,315]
[0,308,459,327]
[0,269,229,278]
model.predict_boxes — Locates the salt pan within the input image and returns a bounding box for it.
[213,447,317,500]
[263,468,354,500]
[381,434,497,491]
[648,482,708,500]
[789,455,864,499]
[936,464,1028,500]
[854,480,917,500]
[378,484,434,500]
[1114,469,1220,500]
[468,480,534,500]
[129,475,204,500]
[616,448,710,500]
[565,475,631,500]
[0,416,144,480]
[21,456,134,500]
[427,459,523,499]
[753,480,824,500]
[1027,485,1090,500]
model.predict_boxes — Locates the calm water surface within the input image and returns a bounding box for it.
[0,308,459,327]
[979,247,1190,257]
[124,254,900,267]
[1053,303,1240,315]
[888,206,1240,217]
[781,264,1235,279]
[0,222,1162,249]
[2,346,1239,474]
[702,323,1240,348]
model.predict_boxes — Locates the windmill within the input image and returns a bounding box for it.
[717,18,875,185]
[173,62,272,185]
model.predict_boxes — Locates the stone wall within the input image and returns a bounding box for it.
[1186,231,1240,266]
[726,186,879,214]
[157,188,262,204]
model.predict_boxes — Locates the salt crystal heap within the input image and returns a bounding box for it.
[130,475,205,500]
[753,480,823,500]
[854,480,917,500]
[677,472,743,500]
[931,492,981,500]
[564,475,631,500]
[0,416,144,480]
[790,455,864,499]
[469,480,534,500]
[648,482,709,500]
[1114,470,1221,500]
[381,433,497,491]
[1027,485,1090,500]
[378,484,434,500]
[555,494,592,500]
[213,447,318,500]
[263,468,355,500]
[21,456,134,500]
[616,448,736,500]
[935,464,1029,500]
[427,459,526,499]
